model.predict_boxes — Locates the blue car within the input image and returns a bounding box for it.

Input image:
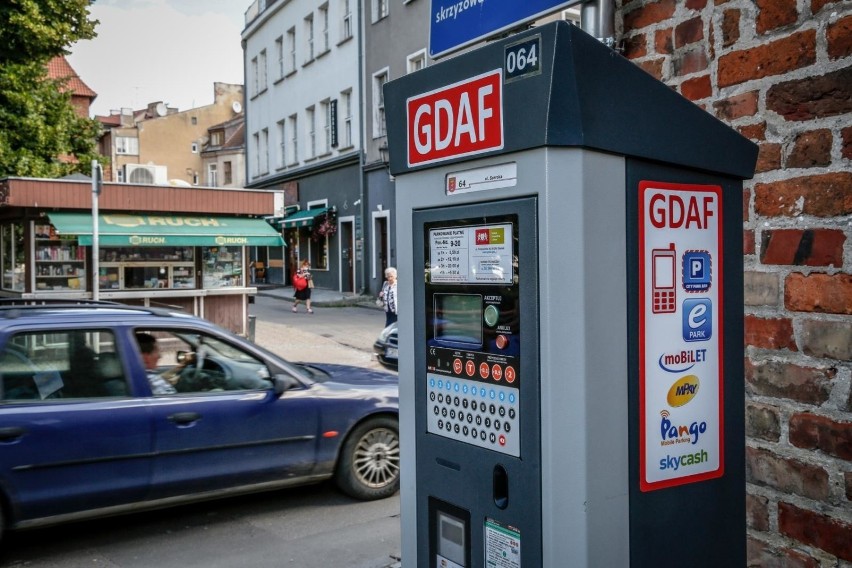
[0,301,399,541]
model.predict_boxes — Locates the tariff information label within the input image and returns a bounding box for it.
[638,181,724,492]
[429,223,513,284]
[484,518,520,568]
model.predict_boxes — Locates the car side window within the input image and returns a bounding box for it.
[136,328,272,395]
[0,329,128,401]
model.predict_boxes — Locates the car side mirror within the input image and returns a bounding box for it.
[272,374,301,396]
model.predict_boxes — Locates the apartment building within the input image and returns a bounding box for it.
[96,83,244,187]
[242,0,362,292]
[361,0,431,296]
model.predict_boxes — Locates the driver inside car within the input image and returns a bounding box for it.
[136,332,178,395]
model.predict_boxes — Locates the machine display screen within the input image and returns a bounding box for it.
[433,294,483,346]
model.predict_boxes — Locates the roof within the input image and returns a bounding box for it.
[46,56,97,99]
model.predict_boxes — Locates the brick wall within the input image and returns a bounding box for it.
[618,0,852,564]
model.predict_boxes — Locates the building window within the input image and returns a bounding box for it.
[320,100,331,154]
[275,36,284,79]
[252,132,260,177]
[319,4,329,53]
[251,56,259,96]
[1,223,25,292]
[207,163,218,187]
[277,119,287,168]
[372,69,388,138]
[210,130,223,146]
[304,14,314,62]
[191,116,197,125]
[192,172,199,185]
[289,114,298,164]
[287,27,297,74]
[407,49,427,73]
[372,0,388,23]
[223,161,233,185]
[261,128,269,174]
[191,142,199,153]
[115,136,139,155]
[341,0,352,40]
[306,106,316,158]
[259,49,268,91]
[342,90,352,148]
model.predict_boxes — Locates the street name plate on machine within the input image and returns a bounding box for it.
[426,221,520,457]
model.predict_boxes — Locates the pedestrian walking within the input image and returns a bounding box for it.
[292,259,314,313]
[379,267,398,327]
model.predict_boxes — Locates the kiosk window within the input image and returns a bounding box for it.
[434,294,482,346]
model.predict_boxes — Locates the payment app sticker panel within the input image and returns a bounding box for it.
[425,218,520,457]
[639,182,724,491]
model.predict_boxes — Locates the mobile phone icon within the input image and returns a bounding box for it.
[652,244,677,313]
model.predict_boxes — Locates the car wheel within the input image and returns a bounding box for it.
[335,416,400,500]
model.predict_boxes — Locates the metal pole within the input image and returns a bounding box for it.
[91,160,101,302]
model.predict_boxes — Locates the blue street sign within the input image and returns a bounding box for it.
[430,0,572,58]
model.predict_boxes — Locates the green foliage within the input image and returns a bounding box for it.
[0,0,102,178]
[0,0,97,65]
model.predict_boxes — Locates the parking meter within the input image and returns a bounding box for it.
[385,22,757,567]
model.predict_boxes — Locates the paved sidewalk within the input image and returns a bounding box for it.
[254,284,381,309]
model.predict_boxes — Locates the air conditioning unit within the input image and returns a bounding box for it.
[124,164,168,185]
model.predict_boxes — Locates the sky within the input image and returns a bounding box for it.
[67,0,247,117]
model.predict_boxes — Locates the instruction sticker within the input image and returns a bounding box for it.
[429,223,513,284]
[638,181,724,492]
[484,518,520,568]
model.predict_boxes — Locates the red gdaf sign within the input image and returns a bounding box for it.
[406,69,503,167]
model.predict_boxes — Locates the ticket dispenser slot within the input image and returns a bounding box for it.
[414,197,540,567]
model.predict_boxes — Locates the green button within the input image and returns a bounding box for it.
[484,305,499,327]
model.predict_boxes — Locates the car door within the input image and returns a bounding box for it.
[0,326,152,522]
[136,327,321,498]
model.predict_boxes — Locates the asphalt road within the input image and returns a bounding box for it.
[1,298,401,568]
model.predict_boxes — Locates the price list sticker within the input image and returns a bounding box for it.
[429,224,513,284]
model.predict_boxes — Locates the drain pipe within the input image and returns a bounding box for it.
[581,0,616,49]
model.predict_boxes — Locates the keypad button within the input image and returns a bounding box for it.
[433,405,439,415]
[489,433,496,443]
[430,392,436,401]
[476,415,482,426]
[454,396,460,406]
[499,406,506,417]
[454,424,460,434]
[463,426,469,436]
[462,399,469,409]
[494,419,502,431]
[441,407,447,417]
[509,408,516,420]
[449,409,456,420]
[485,417,491,428]
[504,422,511,433]
[466,413,473,423]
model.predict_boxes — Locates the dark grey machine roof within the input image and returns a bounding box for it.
[385,21,758,179]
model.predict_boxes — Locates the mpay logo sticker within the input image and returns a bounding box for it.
[682,298,712,342]
[682,250,711,292]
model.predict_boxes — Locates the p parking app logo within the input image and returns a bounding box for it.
[682,250,711,292]
[682,298,712,342]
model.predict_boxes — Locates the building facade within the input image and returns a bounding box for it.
[616,1,852,564]
[96,83,244,187]
[361,0,431,297]
[242,0,363,292]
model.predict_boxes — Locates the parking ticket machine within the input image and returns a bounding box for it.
[385,22,757,567]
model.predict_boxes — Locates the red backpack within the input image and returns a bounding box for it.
[293,272,308,291]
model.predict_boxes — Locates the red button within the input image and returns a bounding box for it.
[479,362,490,379]
[491,364,503,381]
[504,366,516,383]
[453,358,463,374]
[465,360,476,377]
[496,335,508,349]
[498,435,506,446]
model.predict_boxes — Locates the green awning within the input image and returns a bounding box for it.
[47,212,285,247]
[279,207,328,229]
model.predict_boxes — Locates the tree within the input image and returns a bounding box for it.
[0,0,102,178]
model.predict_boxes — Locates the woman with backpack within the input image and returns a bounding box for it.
[292,259,314,314]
